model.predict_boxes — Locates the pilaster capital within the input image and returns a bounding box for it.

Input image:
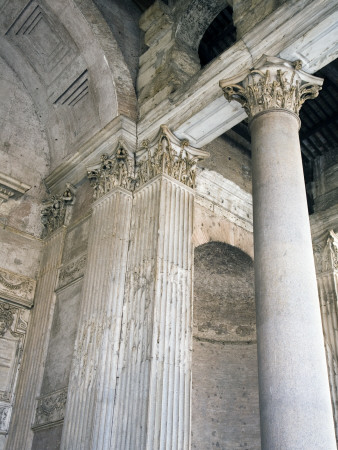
[219,55,323,120]
[135,125,209,189]
[41,184,75,236]
[313,230,338,274]
[87,141,135,199]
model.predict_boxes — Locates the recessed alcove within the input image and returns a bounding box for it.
[192,241,261,449]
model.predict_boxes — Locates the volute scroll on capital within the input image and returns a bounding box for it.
[219,55,323,121]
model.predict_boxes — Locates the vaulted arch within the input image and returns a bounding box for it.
[0,0,136,169]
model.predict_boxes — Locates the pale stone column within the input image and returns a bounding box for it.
[6,186,74,450]
[60,144,134,449]
[220,56,336,449]
[111,126,208,449]
[313,231,338,439]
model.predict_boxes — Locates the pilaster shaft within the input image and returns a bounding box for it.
[6,185,74,450]
[60,146,133,449]
[6,227,66,450]
[314,231,338,440]
[111,126,208,449]
[220,56,336,449]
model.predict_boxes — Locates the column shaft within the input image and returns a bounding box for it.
[60,188,132,449]
[251,109,336,449]
[112,175,194,450]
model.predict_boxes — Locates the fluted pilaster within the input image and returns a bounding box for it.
[60,144,134,449]
[111,126,208,449]
[314,231,338,440]
[6,226,66,450]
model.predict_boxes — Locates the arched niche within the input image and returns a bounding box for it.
[175,0,230,52]
[192,241,261,449]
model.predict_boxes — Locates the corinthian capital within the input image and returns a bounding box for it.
[87,141,135,199]
[219,55,323,120]
[135,125,209,189]
[41,184,75,236]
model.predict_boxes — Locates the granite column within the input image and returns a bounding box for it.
[220,56,336,449]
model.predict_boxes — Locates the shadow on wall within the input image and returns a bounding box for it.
[192,241,261,450]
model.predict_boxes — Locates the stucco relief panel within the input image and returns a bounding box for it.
[0,299,30,434]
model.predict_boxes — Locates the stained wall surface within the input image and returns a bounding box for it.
[192,242,261,449]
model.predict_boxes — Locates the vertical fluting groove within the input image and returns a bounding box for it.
[92,193,130,450]
[111,176,194,450]
[128,189,145,450]
[7,228,66,450]
[158,178,174,449]
[61,190,131,450]
[173,186,184,450]
[139,183,157,449]
[317,270,338,439]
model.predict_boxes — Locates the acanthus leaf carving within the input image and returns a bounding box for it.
[219,55,323,120]
[87,141,135,199]
[41,183,75,236]
[135,125,209,189]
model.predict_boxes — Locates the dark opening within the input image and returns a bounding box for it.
[198,5,236,67]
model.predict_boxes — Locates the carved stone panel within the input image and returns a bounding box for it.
[57,253,87,290]
[0,404,11,434]
[0,298,29,435]
[33,387,68,430]
[0,268,36,308]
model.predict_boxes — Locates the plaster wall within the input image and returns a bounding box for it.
[0,56,49,238]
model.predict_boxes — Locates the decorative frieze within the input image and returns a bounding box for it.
[57,253,87,290]
[0,298,30,436]
[33,387,68,430]
[0,172,31,205]
[219,55,323,120]
[87,141,135,198]
[41,184,75,236]
[0,267,36,308]
[135,125,209,189]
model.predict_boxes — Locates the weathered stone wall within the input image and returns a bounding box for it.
[233,0,287,38]
[0,55,49,238]
[201,136,251,194]
[312,148,338,213]
[192,242,261,449]
[193,136,253,258]
[93,0,142,87]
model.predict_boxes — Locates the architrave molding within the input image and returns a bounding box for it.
[45,115,137,194]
